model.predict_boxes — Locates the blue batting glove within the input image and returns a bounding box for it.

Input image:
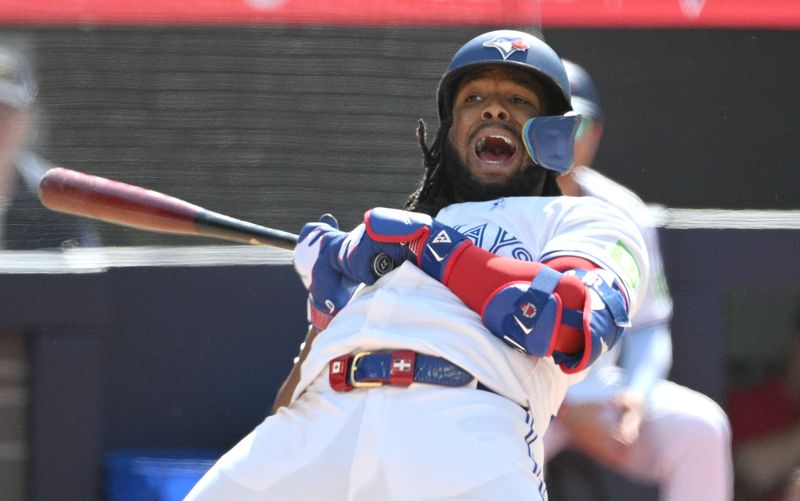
[294,213,410,329]
[294,214,359,330]
[363,207,472,284]
[331,223,409,285]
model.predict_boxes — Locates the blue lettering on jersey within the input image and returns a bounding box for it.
[489,229,520,255]
[453,223,534,262]
[509,247,534,261]
[454,223,487,247]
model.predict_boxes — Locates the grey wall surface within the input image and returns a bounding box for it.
[1,27,796,247]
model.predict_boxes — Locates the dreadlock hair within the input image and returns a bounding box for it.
[404,119,453,216]
[404,119,562,216]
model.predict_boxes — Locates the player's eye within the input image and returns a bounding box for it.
[511,95,542,115]
[464,94,483,103]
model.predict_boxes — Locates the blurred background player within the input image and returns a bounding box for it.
[0,45,100,501]
[542,59,733,501]
[0,46,99,250]
[727,302,800,501]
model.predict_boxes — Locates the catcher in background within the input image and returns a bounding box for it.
[543,59,733,501]
[188,30,648,500]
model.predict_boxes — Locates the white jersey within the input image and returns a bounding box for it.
[574,166,672,330]
[293,195,648,435]
[564,166,673,402]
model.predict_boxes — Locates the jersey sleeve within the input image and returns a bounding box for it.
[539,197,649,320]
[628,217,673,328]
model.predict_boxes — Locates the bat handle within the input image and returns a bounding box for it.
[371,252,395,279]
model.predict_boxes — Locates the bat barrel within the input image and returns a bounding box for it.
[38,167,203,235]
[38,167,300,249]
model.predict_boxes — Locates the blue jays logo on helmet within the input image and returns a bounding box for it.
[482,36,530,61]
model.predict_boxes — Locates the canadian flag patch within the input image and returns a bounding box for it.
[520,302,537,319]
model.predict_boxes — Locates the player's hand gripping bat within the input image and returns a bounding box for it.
[37,167,394,276]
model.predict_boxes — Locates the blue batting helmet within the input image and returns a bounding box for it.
[437,30,573,125]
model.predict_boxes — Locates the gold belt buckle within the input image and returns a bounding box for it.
[350,351,384,388]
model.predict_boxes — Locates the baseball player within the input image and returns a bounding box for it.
[543,59,733,500]
[187,30,648,501]
[0,46,99,249]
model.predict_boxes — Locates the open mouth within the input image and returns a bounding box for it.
[475,135,517,162]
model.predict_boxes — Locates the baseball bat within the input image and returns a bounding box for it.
[37,167,395,277]
[37,167,299,249]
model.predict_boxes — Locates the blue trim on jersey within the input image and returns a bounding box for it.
[522,408,548,500]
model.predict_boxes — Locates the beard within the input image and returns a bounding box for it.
[441,138,550,202]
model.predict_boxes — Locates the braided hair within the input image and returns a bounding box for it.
[404,119,452,216]
[404,119,562,216]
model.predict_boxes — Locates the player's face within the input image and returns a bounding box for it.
[448,67,546,187]
[0,103,31,169]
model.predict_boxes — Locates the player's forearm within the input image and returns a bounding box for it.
[444,246,590,353]
[445,246,630,373]
[619,322,672,399]
[272,326,320,413]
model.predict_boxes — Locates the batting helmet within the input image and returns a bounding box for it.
[562,59,603,122]
[437,30,573,125]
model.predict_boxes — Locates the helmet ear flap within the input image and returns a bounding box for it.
[522,112,581,174]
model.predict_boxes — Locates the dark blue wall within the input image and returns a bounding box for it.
[2,226,798,499]
[1,258,307,500]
